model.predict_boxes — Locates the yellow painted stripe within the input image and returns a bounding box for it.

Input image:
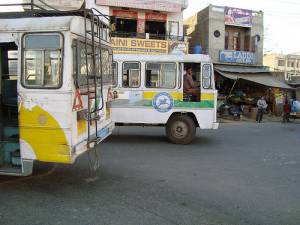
[143,92,183,101]
[19,105,72,164]
[201,93,215,101]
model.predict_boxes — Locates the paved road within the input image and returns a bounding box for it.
[0,122,300,225]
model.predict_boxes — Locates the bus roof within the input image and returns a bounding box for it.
[113,54,212,63]
[0,16,82,33]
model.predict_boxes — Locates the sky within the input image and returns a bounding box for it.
[184,0,300,54]
[0,0,299,54]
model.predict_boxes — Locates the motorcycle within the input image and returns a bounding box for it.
[218,102,242,121]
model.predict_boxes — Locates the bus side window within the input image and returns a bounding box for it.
[100,48,112,85]
[202,64,212,89]
[145,63,176,89]
[23,34,62,88]
[122,62,140,88]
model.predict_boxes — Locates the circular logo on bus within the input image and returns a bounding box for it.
[152,92,174,113]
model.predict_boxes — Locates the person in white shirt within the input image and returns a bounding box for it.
[256,96,268,123]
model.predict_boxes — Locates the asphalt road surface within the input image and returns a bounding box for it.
[0,122,300,225]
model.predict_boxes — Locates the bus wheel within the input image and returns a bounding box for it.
[166,115,196,145]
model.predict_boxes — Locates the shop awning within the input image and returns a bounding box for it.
[216,70,293,89]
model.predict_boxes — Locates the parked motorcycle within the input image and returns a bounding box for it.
[218,102,242,121]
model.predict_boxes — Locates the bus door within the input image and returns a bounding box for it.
[183,63,201,102]
[0,41,22,175]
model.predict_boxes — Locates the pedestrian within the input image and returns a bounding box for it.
[282,100,291,123]
[256,96,268,123]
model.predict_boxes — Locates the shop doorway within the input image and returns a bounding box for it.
[145,21,166,39]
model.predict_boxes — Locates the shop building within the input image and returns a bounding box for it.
[22,0,189,54]
[96,0,189,54]
[184,5,292,118]
[184,5,264,65]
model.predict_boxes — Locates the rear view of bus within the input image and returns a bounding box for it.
[0,2,114,176]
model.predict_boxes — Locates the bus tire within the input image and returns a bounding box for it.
[166,115,196,145]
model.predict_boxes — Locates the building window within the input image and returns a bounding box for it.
[233,32,240,51]
[145,21,166,39]
[278,59,285,67]
[225,31,229,50]
[288,61,295,68]
[145,63,176,88]
[244,32,251,52]
[122,62,140,88]
[116,18,137,37]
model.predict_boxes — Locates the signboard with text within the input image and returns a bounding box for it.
[96,0,185,12]
[220,50,255,64]
[111,37,188,55]
[225,7,253,27]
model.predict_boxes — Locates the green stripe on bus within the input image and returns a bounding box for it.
[143,100,214,108]
[174,100,214,108]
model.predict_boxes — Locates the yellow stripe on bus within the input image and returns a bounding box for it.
[19,105,72,164]
[201,93,215,101]
[143,92,183,101]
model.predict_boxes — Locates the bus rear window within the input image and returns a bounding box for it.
[22,34,62,88]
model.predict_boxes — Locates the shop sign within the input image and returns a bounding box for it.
[96,0,185,13]
[220,50,255,64]
[112,9,138,19]
[111,37,188,55]
[225,7,253,27]
[145,12,167,21]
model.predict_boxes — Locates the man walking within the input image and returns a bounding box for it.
[256,96,268,123]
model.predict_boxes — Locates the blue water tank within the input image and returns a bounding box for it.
[193,45,202,54]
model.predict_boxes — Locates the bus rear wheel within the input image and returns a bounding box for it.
[166,115,196,145]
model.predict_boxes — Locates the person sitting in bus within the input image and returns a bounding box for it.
[183,67,200,101]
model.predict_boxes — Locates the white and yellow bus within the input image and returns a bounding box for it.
[0,5,114,176]
[112,54,219,144]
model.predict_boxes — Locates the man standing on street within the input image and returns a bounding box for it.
[282,100,291,123]
[256,96,268,123]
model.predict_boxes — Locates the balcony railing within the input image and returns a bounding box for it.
[111,31,186,41]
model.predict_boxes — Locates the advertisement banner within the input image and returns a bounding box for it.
[220,50,255,64]
[111,37,188,55]
[96,0,185,12]
[225,7,253,27]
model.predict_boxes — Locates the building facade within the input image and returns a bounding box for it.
[184,5,264,66]
[96,0,189,54]
[264,53,300,80]
[23,0,189,54]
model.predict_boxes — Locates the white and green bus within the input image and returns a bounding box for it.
[111,54,219,144]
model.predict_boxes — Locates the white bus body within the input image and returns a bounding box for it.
[112,54,219,144]
[0,9,114,176]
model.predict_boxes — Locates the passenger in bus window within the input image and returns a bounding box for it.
[183,67,200,101]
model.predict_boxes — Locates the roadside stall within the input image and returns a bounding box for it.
[214,65,293,120]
